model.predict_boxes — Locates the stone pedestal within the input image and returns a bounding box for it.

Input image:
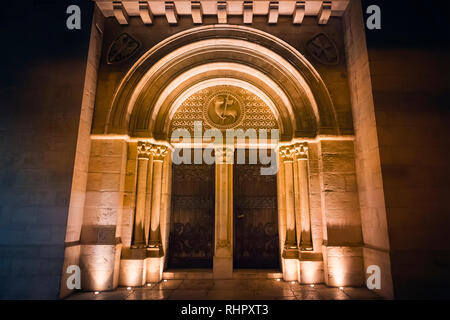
[119,248,147,287]
[282,249,299,281]
[146,256,164,283]
[299,252,324,284]
[322,245,364,287]
[213,256,233,279]
[80,242,122,291]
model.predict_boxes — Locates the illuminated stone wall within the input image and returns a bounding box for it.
[0,2,95,299]
[367,30,450,300]
[345,0,450,299]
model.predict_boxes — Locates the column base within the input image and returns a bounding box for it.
[80,242,122,291]
[300,244,313,251]
[299,252,324,284]
[282,248,299,281]
[146,245,164,258]
[119,248,147,287]
[146,256,163,283]
[322,245,364,287]
[213,256,233,279]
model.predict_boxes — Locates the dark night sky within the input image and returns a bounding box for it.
[362,0,450,48]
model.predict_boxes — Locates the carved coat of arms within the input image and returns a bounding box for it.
[107,33,140,64]
[306,33,339,66]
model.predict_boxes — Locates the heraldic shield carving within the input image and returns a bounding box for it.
[203,92,244,129]
[107,33,141,64]
[306,33,339,66]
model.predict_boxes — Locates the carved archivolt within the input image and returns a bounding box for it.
[102,25,340,139]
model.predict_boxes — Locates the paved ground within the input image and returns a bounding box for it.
[67,279,381,300]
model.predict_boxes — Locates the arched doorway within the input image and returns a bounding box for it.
[166,84,282,271]
[73,25,365,291]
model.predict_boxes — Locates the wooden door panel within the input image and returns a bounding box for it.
[168,154,215,269]
[234,149,280,269]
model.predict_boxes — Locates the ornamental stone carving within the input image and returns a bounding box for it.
[204,92,244,129]
[294,143,308,160]
[279,145,295,162]
[306,33,339,66]
[170,85,278,135]
[150,145,169,161]
[107,33,141,64]
[137,141,152,159]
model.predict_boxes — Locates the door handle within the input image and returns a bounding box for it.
[237,214,244,219]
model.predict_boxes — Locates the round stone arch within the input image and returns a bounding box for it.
[104,25,339,140]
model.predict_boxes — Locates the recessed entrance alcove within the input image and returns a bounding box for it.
[62,22,372,298]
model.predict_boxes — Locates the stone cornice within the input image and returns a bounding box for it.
[95,1,349,26]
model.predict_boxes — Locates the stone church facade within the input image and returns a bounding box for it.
[60,0,394,299]
[1,0,449,300]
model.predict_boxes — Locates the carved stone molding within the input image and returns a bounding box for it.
[306,33,339,66]
[97,1,350,26]
[150,145,169,162]
[294,143,308,160]
[137,141,152,159]
[279,145,295,162]
[106,33,140,64]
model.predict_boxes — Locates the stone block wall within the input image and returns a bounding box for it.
[60,6,105,298]
[79,139,127,291]
[0,1,94,299]
[318,139,364,287]
[343,0,393,299]
[369,46,450,299]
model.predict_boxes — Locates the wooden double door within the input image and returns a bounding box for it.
[168,158,215,268]
[233,149,280,269]
[168,149,279,269]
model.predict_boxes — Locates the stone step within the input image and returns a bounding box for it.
[162,269,282,280]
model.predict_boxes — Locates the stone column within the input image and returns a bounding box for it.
[146,144,168,282]
[144,153,154,246]
[213,145,234,279]
[279,145,299,281]
[119,142,148,287]
[132,142,151,248]
[295,143,313,251]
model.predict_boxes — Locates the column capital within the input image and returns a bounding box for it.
[215,145,234,164]
[279,145,295,162]
[150,145,169,162]
[137,141,152,159]
[294,142,308,160]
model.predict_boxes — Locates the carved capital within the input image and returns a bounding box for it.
[137,141,152,159]
[294,143,308,160]
[150,145,169,162]
[215,145,234,164]
[279,145,295,162]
